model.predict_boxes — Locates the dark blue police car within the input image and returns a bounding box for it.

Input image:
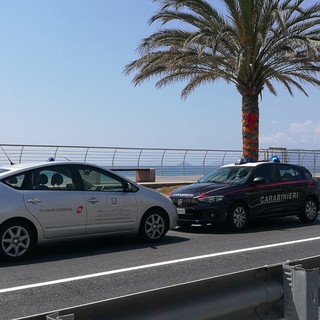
[170,158,319,231]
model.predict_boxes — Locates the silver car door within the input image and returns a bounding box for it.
[22,166,86,239]
[83,190,138,233]
[78,166,138,234]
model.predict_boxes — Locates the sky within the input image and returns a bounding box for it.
[0,0,319,151]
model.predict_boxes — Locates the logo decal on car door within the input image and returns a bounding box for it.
[111,197,118,205]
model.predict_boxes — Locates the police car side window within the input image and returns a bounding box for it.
[303,168,312,179]
[279,165,299,181]
[252,166,274,183]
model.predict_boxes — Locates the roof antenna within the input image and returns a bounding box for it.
[1,146,14,165]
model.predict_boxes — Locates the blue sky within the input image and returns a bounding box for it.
[0,0,319,151]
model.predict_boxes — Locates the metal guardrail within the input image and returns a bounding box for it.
[0,144,319,177]
[17,255,320,320]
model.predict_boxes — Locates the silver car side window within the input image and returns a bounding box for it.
[2,174,25,189]
[31,167,76,191]
[79,167,124,192]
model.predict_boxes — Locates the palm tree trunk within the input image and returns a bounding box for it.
[242,95,259,161]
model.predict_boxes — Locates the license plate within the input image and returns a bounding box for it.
[177,208,186,215]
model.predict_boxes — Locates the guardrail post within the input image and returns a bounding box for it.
[255,267,283,319]
[283,264,319,320]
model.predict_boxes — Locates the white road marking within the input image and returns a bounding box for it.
[2,235,320,293]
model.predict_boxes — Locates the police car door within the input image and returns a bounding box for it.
[23,166,86,239]
[248,164,280,217]
[273,164,303,214]
[77,165,138,234]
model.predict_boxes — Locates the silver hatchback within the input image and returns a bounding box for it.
[0,161,178,261]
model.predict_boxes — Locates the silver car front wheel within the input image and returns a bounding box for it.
[139,210,168,242]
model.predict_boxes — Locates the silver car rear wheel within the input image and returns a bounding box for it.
[0,221,34,261]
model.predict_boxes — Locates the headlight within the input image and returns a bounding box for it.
[197,195,224,203]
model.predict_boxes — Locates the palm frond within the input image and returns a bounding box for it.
[125,0,320,99]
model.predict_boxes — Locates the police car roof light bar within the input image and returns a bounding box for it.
[235,157,256,165]
[270,155,280,162]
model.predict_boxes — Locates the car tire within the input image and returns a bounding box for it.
[0,220,35,262]
[228,203,248,231]
[298,198,318,223]
[139,209,168,242]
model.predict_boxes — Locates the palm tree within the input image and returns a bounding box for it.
[124,0,320,161]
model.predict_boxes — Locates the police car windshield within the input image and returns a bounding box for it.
[199,166,252,184]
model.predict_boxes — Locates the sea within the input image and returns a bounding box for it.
[109,165,217,179]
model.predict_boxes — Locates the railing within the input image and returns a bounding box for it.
[0,144,319,177]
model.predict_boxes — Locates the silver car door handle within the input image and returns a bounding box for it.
[27,198,41,204]
[87,198,99,204]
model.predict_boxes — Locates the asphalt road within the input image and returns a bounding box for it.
[2,217,320,320]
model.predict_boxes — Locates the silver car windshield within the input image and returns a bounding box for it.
[199,166,253,184]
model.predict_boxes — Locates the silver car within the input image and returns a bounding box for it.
[0,161,178,261]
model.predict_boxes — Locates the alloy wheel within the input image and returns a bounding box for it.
[305,200,318,220]
[2,225,30,258]
[144,213,165,240]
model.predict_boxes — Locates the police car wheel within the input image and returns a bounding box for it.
[228,203,248,231]
[298,198,318,223]
[0,220,35,261]
[139,209,168,242]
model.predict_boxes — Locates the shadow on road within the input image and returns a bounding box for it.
[175,216,320,235]
[0,233,189,267]
[2,217,319,267]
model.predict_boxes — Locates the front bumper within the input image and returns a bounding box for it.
[176,204,227,225]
